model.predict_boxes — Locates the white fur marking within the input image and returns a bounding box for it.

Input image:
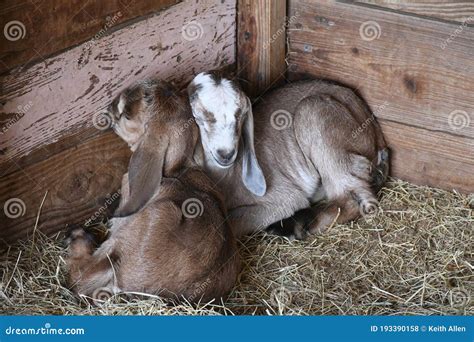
[118,95,126,114]
[192,73,242,167]
[193,73,240,123]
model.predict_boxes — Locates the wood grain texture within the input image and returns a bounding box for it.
[0,0,236,175]
[0,131,130,247]
[355,0,474,24]
[237,0,287,97]
[0,0,179,73]
[287,0,473,192]
[381,119,474,191]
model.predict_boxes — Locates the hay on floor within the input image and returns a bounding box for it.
[1,178,472,315]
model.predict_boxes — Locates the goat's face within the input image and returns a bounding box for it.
[187,72,247,168]
[188,72,267,197]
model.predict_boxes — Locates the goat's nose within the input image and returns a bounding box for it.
[217,149,236,162]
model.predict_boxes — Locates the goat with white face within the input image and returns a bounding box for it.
[188,72,266,197]
[188,72,389,239]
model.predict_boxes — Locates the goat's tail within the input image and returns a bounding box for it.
[372,147,390,193]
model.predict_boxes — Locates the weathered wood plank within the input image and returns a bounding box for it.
[0,127,103,179]
[289,1,474,137]
[355,0,474,24]
[287,0,474,192]
[381,119,474,192]
[0,0,236,174]
[0,130,130,247]
[0,0,179,73]
[288,0,474,138]
[237,0,287,97]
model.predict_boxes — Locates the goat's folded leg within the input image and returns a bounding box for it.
[267,190,378,239]
[305,190,379,235]
[306,199,359,235]
[266,207,317,240]
[265,202,342,240]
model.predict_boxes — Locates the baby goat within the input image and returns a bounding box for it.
[66,80,240,302]
[188,72,389,239]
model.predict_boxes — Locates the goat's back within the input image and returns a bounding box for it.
[110,167,240,301]
[253,80,387,151]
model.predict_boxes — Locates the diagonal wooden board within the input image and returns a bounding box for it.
[0,0,179,73]
[0,0,237,245]
[0,0,236,175]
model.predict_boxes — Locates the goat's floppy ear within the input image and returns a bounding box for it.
[114,134,168,217]
[241,97,266,196]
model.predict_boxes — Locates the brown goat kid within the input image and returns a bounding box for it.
[66,80,240,303]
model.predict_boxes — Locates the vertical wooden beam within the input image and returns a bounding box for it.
[237,0,287,98]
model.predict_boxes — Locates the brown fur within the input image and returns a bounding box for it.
[190,78,389,239]
[66,80,240,302]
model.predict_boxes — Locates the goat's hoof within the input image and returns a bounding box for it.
[66,228,96,258]
[64,225,86,245]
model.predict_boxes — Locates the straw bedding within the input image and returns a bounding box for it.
[1,178,472,315]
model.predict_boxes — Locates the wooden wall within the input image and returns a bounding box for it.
[355,1,474,24]
[2,0,473,246]
[0,0,236,246]
[0,0,179,73]
[287,0,473,193]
